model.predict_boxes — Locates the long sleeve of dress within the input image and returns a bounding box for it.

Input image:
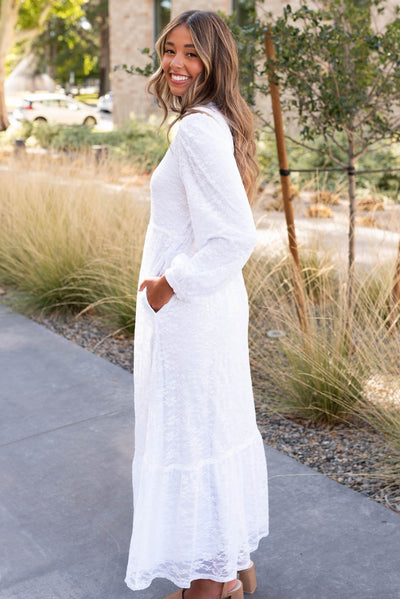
[164,110,257,301]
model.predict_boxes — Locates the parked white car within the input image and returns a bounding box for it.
[13,93,98,126]
[97,92,113,113]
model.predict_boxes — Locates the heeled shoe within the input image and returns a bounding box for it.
[218,580,244,599]
[238,562,257,594]
[163,579,244,599]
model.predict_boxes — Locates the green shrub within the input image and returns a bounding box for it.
[31,121,62,148]
[110,120,168,171]
[28,118,169,173]
[39,123,97,152]
[18,119,34,140]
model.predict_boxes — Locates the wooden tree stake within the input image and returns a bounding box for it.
[264,27,309,335]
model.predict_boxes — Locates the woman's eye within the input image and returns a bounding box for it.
[165,49,174,55]
[187,53,198,58]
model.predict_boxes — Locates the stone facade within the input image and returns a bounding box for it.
[109,0,396,125]
[109,0,154,124]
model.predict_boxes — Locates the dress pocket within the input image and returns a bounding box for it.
[141,288,176,317]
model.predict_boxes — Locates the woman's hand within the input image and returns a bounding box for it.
[139,275,175,312]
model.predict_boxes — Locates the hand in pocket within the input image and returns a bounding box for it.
[139,275,175,312]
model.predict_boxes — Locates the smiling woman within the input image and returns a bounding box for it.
[124,10,268,599]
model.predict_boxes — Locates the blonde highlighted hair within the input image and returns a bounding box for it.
[147,10,258,203]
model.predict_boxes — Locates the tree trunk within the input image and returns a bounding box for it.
[0,0,21,131]
[99,11,110,96]
[346,137,356,320]
[0,74,9,130]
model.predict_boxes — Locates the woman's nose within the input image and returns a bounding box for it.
[170,52,183,68]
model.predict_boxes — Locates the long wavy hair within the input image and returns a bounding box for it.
[147,10,258,203]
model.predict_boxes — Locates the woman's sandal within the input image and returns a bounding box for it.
[218,580,244,599]
[238,561,257,594]
[163,579,244,599]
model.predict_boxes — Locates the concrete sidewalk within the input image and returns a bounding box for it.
[1,304,399,599]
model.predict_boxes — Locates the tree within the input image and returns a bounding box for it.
[224,1,260,106]
[85,0,110,96]
[0,0,85,130]
[18,0,87,87]
[32,9,95,89]
[262,0,400,317]
[0,0,52,130]
[23,1,109,93]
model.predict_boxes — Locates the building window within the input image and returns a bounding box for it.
[231,0,255,26]
[154,0,171,42]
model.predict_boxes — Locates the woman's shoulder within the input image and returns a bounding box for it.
[177,104,232,146]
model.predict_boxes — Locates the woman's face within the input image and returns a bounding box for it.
[161,24,205,97]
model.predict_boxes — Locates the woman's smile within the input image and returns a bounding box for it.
[170,74,190,81]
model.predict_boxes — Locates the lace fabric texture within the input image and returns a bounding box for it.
[125,106,269,591]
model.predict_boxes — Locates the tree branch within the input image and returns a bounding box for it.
[326,131,348,155]
[13,3,53,44]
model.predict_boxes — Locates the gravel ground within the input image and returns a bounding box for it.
[29,310,400,514]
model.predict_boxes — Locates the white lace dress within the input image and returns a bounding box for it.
[125,105,269,592]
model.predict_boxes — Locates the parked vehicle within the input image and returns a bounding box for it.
[97,92,113,113]
[13,93,98,126]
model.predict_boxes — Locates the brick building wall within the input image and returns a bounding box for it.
[109,0,154,124]
[109,0,394,125]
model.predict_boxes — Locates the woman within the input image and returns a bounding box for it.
[125,10,269,599]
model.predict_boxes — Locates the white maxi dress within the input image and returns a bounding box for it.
[125,105,269,591]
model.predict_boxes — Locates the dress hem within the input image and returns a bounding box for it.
[124,529,269,592]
